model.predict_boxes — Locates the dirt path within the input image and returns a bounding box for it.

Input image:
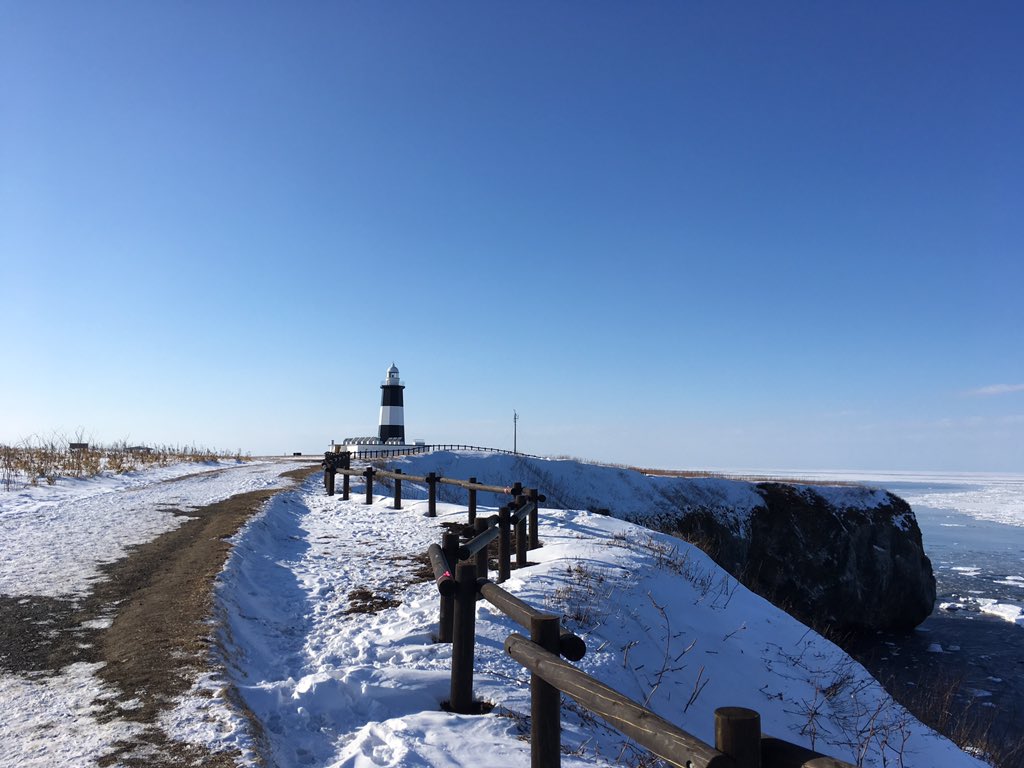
[0,463,318,767]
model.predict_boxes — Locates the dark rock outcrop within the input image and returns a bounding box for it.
[673,483,936,632]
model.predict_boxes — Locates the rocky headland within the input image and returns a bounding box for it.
[392,452,937,633]
[670,481,935,632]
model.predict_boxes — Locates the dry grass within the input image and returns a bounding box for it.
[884,668,1024,768]
[1,433,249,491]
[632,466,858,486]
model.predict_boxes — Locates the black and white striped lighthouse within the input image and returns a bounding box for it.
[378,363,406,443]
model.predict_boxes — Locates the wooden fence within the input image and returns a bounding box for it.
[321,452,856,768]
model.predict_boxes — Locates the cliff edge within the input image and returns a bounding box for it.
[672,482,935,631]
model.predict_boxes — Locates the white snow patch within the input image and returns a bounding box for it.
[0,460,298,598]
[0,664,145,765]
[79,618,113,630]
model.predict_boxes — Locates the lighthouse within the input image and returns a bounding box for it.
[378,363,406,443]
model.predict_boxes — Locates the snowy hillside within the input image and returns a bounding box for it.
[385,451,895,533]
[0,452,989,767]
[206,477,984,767]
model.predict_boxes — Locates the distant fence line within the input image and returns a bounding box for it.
[326,443,541,461]
[319,451,855,768]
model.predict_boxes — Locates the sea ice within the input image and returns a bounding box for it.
[994,575,1024,586]
[977,599,1024,627]
[951,566,982,577]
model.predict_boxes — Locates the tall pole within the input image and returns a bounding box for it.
[513,410,518,454]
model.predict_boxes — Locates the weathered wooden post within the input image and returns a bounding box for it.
[715,707,761,768]
[449,561,478,714]
[364,467,375,505]
[427,472,438,518]
[467,477,477,524]
[324,467,335,496]
[528,488,540,550]
[530,614,562,767]
[473,517,488,580]
[342,471,350,500]
[498,506,511,583]
[509,481,523,504]
[515,494,528,567]
[439,532,460,643]
[393,468,402,509]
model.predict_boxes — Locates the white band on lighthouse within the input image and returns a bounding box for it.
[378,406,404,426]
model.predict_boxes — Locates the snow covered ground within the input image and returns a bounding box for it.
[0,459,299,598]
[0,452,992,766]
[0,459,300,767]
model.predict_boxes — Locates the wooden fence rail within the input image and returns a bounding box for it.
[321,451,856,768]
[507,631,733,768]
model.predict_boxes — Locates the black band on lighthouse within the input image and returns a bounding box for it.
[380,387,404,407]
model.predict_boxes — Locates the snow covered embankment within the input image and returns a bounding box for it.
[390,452,936,632]
[204,464,986,768]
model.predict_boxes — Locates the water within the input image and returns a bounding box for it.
[811,473,1024,764]
[870,475,1024,631]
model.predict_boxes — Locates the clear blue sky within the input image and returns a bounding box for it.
[2,2,1021,471]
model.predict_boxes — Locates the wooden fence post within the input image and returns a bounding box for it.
[325,467,335,496]
[473,518,488,580]
[528,488,540,550]
[393,468,402,509]
[530,615,561,768]
[364,467,375,505]
[449,562,478,714]
[498,506,511,583]
[438,532,460,643]
[468,477,477,524]
[427,472,438,517]
[515,494,528,567]
[714,707,761,768]
[342,471,350,500]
